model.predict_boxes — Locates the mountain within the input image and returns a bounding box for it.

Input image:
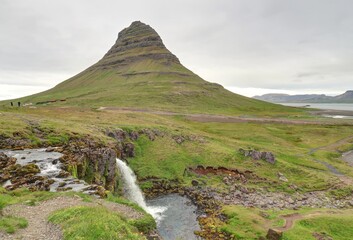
[333,90,353,102]
[7,21,288,114]
[254,91,353,103]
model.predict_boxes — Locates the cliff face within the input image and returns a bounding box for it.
[92,21,180,70]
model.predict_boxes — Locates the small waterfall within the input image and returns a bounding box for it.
[116,158,166,221]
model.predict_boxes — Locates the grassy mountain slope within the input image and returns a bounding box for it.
[5,21,294,115]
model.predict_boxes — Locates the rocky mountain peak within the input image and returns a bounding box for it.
[92,21,180,70]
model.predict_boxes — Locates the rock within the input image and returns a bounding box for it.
[239,148,276,164]
[56,170,70,178]
[46,147,55,152]
[129,131,139,141]
[52,159,58,165]
[266,228,283,240]
[261,152,276,164]
[191,180,199,186]
[278,172,288,182]
[123,142,135,158]
[58,182,66,187]
[106,128,127,142]
[140,129,156,141]
[312,232,333,240]
[172,135,185,144]
[0,152,16,168]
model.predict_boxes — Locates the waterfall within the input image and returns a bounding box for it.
[116,158,166,221]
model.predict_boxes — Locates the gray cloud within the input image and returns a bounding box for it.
[0,0,353,99]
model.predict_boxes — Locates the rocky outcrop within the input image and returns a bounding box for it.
[187,165,267,184]
[0,157,54,191]
[0,135,31,149]
[239,148,276,164]
[92,21,181,70]
[60,138,118,192]
[266,229,283,240]
[0,152,16,168]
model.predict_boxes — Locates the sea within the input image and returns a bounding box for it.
[279,103,353,119]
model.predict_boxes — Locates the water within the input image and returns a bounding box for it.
[147,194,201,240]
[116,159,167,222]
[116,158,201,239]
[1,148,91,192]
[279,103,353,119]
[279,103,353,111]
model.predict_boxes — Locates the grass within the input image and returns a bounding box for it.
[48,206,145,240]
[0,216,28,234]
[1,103,353,239]
[0,188,155,237]
[220,205,353,240]
[220,205,268,239]
[283,213,353,240]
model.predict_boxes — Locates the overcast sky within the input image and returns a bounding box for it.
[1,0,353,100]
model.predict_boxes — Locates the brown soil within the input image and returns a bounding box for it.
[0,196,143,240]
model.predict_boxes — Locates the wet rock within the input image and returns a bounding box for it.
[57,186,73,192]
[46,147,55,152]
[61,138,117,191]
[56,170,70,178]
[0,152,16,168]
[266,228,282,240]
[58,182,67,187]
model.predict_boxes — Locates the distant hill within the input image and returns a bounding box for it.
[3,21,291,115]
[253,91,353,103]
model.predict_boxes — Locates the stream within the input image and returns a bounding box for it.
[116,158,201,239]
[1,149,201,239]
[0,148,93,193]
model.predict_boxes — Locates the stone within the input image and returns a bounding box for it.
[172,135,185,144]
[123,142,135,158]
[278,172,288,182]
[266,228,283,240]
[46,147,55,152]
[261,152,276,164]
[129,131,139,141]
[239,148,276,164]
[0,152,16,168]
[191,180,199,186]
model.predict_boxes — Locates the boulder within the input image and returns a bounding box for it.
[0,152,16,168]
[266,228,282,240]
[239,148,276,164]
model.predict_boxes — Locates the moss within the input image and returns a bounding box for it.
[67,164,78,178]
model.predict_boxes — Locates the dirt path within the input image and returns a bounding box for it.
[275,211,335,232]
[275,213,303,231]
[99,107,353,125]
[0,195,143,240]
